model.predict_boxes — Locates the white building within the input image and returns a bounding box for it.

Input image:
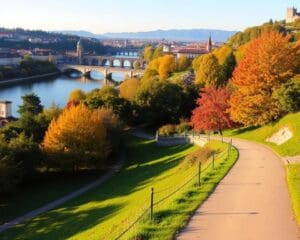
[0,101,15,127]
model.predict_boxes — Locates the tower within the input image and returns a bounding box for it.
[77,39,83,64]
[286,7,300,23]
[206,35,212,52]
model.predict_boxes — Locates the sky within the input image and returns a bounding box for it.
[0,0,298,33]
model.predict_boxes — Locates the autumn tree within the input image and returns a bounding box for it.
[43,104,110,171]
[177,55,190,71]
[193,53,225,87]
[152,46,164,59]
[68,89,86,102]
[158,54,176,79]
[119,78,140,101]
[229,32,300,126]
[213,45,236,81]
[143,46,154,62]
[191,87,234,135]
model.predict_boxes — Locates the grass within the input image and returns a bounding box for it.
[0,136,238,240]
[223,112,300,156]
[0,171,101,225]
[286,164,300,225]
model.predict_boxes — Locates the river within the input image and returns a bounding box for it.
[0,71,125,117]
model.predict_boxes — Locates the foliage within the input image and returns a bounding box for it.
[0,133,40,194]
[142,45,154,62]
[145,54,177,80]
[42,104,110,171]
[183,146,214,166]
[18,93,43,116]
[177,55,190,72]
[158,124,176,136]
[228,21,287,48]
[152,46,164,59]
[68,89,86,102]
[176,121,192,134]
[213,45,236,81]
[192,87,234,133]
[274,77,300,113]
[193,53,225,87]
[135,79,183,125]
[229,32,300,126]
[119,78,140,101]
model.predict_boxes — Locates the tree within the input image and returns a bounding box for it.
[274,77,300,113]
[68,89,86,102]
[191,87,234,135]
[135,79,182,125]
[194,53,224,87]
[177,56,190,71]
[18,93,43,116]
[152,46,164,59]
[143,46,154,62]
[213,45,236,81]
[158,54,176,79]
[119,78,140,101]
[43,104,110,171]
[229,32,300,126]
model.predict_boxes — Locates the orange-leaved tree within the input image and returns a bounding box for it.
[229,32,299,126]
[191,87,234,135]
[42,104,110,171]
[119,77,140,101]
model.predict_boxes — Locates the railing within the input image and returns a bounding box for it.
[104,137,233,240]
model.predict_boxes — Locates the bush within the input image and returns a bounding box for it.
[184,147,215,166]
[158,124,176,136]
[176,122,192,134]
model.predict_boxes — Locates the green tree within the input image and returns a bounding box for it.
[194,53,224,87]
[18,93,43,116]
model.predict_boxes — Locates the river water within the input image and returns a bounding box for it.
[0,72,125,117]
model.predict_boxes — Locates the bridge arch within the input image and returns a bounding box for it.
[123,60,132,68]
[113,59,121,67]
[91,58,99,66]
[101,59,111,67]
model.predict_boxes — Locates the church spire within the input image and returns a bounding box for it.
[207,34,212,52]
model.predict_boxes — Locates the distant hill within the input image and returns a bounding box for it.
[58,29,237,42]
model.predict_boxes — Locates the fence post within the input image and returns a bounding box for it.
[150,188,154,221]
[212,152,215,170]
[198,161,201,187]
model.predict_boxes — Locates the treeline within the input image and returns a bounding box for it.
[0,93,122,194]
[0,57,58,80]
[228,19,300,48]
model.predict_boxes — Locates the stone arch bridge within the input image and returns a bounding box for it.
[82,55,144,69]
[58,64,144,79]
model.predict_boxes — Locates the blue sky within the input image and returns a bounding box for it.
[0,0,297,33]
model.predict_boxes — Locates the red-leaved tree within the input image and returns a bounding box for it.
[191,87,234,135]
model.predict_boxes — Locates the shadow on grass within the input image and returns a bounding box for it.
[1,136,192,240]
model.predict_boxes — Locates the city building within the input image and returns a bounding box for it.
[286,7,300,23]
[0,101,16,127]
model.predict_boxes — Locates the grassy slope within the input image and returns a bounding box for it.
[0,137,238,240]
[223,112,300,156]
[130,141,238,240]
[286,164,300,225]
[0,172,100,225]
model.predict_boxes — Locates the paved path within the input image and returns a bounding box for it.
[0,152,125,233]
[177,139,300,240]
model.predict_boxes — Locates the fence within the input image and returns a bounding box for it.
[104,136,233,240]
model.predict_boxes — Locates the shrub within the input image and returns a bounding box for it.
[184,147,215,166]
[158,124,176,136]
[176,122,192,134]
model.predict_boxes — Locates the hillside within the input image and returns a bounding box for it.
[224,112,300,157]
[228,20,300,48]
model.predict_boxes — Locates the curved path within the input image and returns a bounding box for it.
[0,152,124,234]
[177,139,299,240]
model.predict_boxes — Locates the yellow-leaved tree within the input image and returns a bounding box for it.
[42,104,110,171]
[119,78,140,101]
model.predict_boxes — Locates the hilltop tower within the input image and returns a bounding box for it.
[286,7,300,23]
[77,39,83,64]
[206,35,212,52]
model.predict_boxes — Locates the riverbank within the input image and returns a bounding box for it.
[0,72,61,86]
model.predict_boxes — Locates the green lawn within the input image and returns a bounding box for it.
[223,112,300,156]
[0,136,238,240]
[0,171,101,225]
[286,164,300,225]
